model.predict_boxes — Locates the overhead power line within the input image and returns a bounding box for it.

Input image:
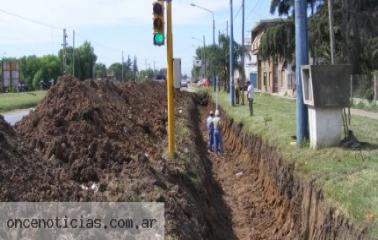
[246,0,261,22]
[0,8,61,30]
[234,5,242,21]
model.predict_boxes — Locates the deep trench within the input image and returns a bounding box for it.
[193,102,367,240]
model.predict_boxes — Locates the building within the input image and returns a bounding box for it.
[250,19,296,96]
[1,61,20,92]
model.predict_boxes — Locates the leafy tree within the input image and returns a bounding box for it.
[192,34,242,91]
[109,63,122,80]
[95,63,107,78]
[259,20,295,61]
[60,41,97,80]
[19,55,42,89]
[269,0,323,16]
[138,69,154,81]
[76,42,97,80]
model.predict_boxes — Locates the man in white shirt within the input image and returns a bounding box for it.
[247,81,254,116]
[213,110,223,154]
[206,111,214,151]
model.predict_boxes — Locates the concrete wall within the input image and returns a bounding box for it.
[308,107,343,149]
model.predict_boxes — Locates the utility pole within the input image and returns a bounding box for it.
[72,30,75,77]
[203,35,206,80]
[295,0,309,146]
[212,17,215,45]
[327,0,335,64]
[62,29,68,74]
[241,0,245,105]
[122,51,124,82]
[229,0,235,106]
[166,0,175,157]
[226,20,229,37]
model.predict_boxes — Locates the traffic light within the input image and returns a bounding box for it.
[153,0,165,46]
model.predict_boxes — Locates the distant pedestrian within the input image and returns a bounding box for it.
[206,111,215,151]
[235,78,240,104]
[247,81,254,116]
[213,110,224,154]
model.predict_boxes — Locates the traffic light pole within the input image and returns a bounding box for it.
[166,0,175,158]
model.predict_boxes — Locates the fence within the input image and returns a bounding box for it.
[351,72,378,103]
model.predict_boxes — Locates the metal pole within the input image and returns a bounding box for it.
[203,35,206,80]
[72,30,75,77]
[166,0,175,157]
[62,29,67,74]
[122,51,124,81]
[226,20,229,37]
[229,0,235,106]
[241,0,245,105]
[295,0,309,146]
[327,0,335,64]
[212,17,216,45]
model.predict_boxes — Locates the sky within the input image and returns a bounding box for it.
[0,0,276,75]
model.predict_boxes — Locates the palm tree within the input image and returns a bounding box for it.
[269,0,321,16]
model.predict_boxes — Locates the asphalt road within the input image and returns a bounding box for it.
[2,109,33,126]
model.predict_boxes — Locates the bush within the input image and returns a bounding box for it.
[195,89,209,106]
[365,89,374,102]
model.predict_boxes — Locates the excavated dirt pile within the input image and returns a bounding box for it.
[0,76,230,239]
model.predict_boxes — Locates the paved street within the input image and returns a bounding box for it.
[2,109,33,125]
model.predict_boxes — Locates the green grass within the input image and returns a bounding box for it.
[0,91,47,113]
[352,102,378,113]
[211,90,378,238]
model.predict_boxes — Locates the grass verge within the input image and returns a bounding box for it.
[207,89,378,238]
[0,91,47,113]
[352,102,378,113]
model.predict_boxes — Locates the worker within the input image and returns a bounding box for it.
[235,77,240,104]
[213,110,223,154]
[206,111,215,151]
[247,81,255,116]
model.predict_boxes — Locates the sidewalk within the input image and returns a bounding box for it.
[350,108,378,120]
[270,93,378,120]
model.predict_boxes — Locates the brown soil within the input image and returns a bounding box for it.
[0,76,368,239]
[0,76,231,239]
[200,103,368,239]
[200,106,295,239]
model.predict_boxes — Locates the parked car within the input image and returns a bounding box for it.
[153,75,166,82]
[180,79,188,88]
[197,78,209,87]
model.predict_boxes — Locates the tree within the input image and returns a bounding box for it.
[138,69,154,81]
[19,56,42,89]
[109,63,122,80]
[192,34,242,91]
[269,0,322,16]
[76,41,97,80]
[60,42,97,80]
[95,63,107,78]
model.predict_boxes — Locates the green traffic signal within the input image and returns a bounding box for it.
[154,33,164,46]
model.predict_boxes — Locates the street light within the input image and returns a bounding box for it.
[190,3,215,45]
[192,36,206,79]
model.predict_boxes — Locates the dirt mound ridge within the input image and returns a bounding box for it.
[14,76,173,201]
[0,115,16,159]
